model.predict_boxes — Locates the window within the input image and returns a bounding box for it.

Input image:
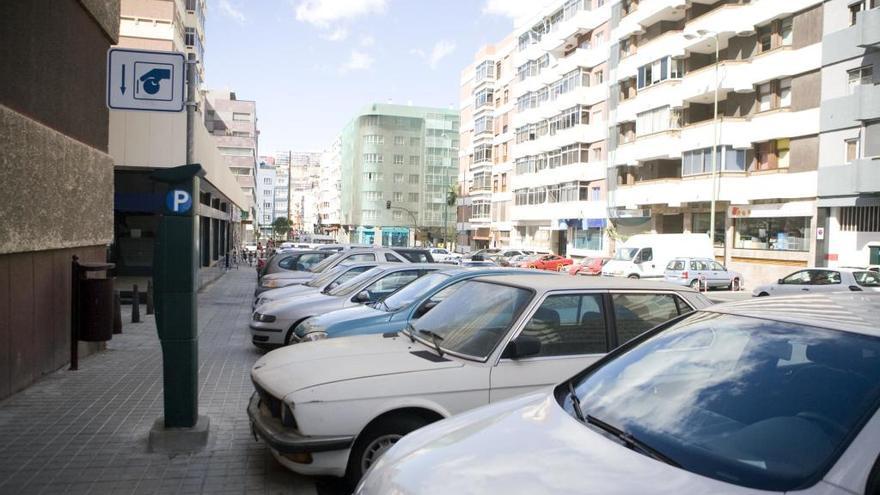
[574,228,603,250]
[475,60,494,83]
[475,88,495,109]
[757,82,773,112]
[636,57,683,89]
[393,154,404,165]
[474,144,492,163]
[408,174,419,184]
[410,137,421,147]
[779,78,792,107]
[363,172,382,182]
[408,192,419,202]
[611,293,687,345]
[777,138,790,169]
[263,202,271,209]
[735,216,811,251]
[591,186,601,201]
[394,136,406,146]
[516,294,607,357]
[393,173,404,183]
[393,210,403,221]
[363,153,383,163]
[263,189,271,197]
[409,155,419,166]
[780,17,793,46]
[232,112,251,121]
[848,65,873,94]
[475,115,494,134]
[393,192,404,202]
[757,16,794,53]
[850,0,878,25]
[263,178,272,184]
[636,106,680,135]
[363,135,384,145]
[385,253,402,262]
[845,138,860,163]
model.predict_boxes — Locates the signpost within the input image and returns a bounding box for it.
[107,48,185,112]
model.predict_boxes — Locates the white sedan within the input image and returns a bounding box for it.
[752,267,880,296]
[248,275,710,484]
[428,248,461,263]
[358,292,880,495]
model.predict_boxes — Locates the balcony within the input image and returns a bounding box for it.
[615,80,682,122]
[615,0,687,41]
[679,108,820,150]
[613,130,682,166]
[856,7,880,48]
[511,161,607,190]
[615,30,686,81]
[856,83,880,121]
[818,159,880,198]
[512,200,607,222]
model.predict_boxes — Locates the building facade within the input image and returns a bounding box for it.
[816,0,880,268]
[0,0,119,400]
[319,136,344,240]
[289,151,323,235]
[109,0,247,277]
[459,0,877,286]
[273,151,291,231]
[256,156,276,239]
[339,104,460,247]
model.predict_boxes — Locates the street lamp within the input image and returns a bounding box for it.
[684,29,721,248]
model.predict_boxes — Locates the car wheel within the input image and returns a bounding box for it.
[757,292,769,297]
[627,274,639,279]
[347,415,428,487]
[284,319,308,346]
[689,279,701,289]
[731,278,741,291]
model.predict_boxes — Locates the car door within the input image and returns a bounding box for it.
[709,261,728,287]
[809,269,843,293]
[635,248,655,277]
[775,270,813,295]
[489,292,609,402]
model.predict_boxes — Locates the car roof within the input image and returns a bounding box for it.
[371,262,450,272]
[438,267,538,278]
[473,273,700,292]
[703,293,880,336]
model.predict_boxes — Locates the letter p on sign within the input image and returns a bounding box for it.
[166,189,192,213]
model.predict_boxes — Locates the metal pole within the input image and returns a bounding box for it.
[185,53,196,165]
[709,34,720,249]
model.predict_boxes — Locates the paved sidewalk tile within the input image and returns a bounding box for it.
[0,269,343,495]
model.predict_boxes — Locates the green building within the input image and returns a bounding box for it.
[339,103,459,246]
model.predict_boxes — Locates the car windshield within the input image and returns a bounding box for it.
[854,271,880,287]
[614,247,639,261]
[309,252,344,273]
[305,265,344,288]
[326,267,384,296]
[407,280,532,360]
[564,312,880,491]
[379,273,450,312]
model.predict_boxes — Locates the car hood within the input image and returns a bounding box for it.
[358,392,774,495]
[258,284,320,302]
[251,334,462,400]
[302,304,392,335]
[257,292,342,318]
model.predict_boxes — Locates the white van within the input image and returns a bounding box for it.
[602,233,713,279]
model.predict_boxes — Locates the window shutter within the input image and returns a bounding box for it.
[865,120,880,157]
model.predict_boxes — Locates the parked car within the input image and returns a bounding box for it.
[568,256,610,276]
[664,257,744,290]
[522,254,573,271]
[248,274,711,484]
[391,248,434,263]
[842,264,880,273]
[457,259,497,267]
[428,248,461,263]
[752,267,880,297]
[357,292,880,495]
[292,267,542,342]
[465,248,502,259]
[259,250,334,280]
[255,248,408,296]
[253,262,380,311]
[602,234,713,279]
[250,264,446,347]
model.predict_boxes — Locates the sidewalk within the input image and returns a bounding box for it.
[0,268,338,495]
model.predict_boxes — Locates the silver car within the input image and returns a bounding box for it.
[253,262,380,311]
[752,267,880,297]
[664,258,744,291]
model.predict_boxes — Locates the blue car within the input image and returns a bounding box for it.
[292,267,543,342]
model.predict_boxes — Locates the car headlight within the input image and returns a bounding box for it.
[303,331,328,342]
[253,312,276,323]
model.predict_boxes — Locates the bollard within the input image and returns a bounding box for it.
[132,284,141,323]
[113,290,123,334]
[146,280,155,315]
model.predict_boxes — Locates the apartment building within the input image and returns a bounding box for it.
[256,156,276,239]
[458,35,519,250]
[339,104,460,247]
[109,0,247,276]
[204,89,259,240]
[816,0,880,268]
[289,151,323,234]
[605,0,825,283]
[273,151,291,227]
[319,137,344,240]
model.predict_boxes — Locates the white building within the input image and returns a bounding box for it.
[255,156,276,239]
[319,136,344,240]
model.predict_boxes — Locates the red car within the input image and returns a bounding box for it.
[568,256,610,276]
[521,254,573,271]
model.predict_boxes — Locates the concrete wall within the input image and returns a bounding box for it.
[0,0,119,400]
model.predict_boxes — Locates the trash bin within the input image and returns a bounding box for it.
[70,257,115,370]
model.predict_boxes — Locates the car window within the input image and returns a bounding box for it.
[277,255,299,270]
[640,248,653,262]
[298,253,329,269]
[811,270,841,285]
[397,251,428,263]
[328,265,373,289]
[517,294,607,357]
[385,253,402,262]
[612,293,686,345]
[711,262,726,271]
[363,270,422,297]
[782,270,811,284]
[345,253,376,263]
[668,260,685,271]
[855,271,880,287]
[689,261,701,271]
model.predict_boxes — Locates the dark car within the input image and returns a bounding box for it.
[392,248,434,263]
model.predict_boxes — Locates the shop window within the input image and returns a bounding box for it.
[734,217,811,251]
[574,228,603,250]
[692,212,725,247]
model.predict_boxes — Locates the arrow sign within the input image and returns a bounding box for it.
[107,48,184,112]
[120,64,126,94]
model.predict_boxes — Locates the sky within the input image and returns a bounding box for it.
[204,0,556,155]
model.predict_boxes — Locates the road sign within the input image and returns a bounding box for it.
[107,48,185,112]
[166,189,193,214]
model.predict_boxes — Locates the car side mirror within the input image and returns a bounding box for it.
[778,278,784,285]
[353,290,371,303]
[502,335,542,359]
[414,299,439,319]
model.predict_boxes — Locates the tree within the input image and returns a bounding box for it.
[272,217,292,241]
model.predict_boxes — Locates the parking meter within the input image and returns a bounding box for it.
[150,164,204,428]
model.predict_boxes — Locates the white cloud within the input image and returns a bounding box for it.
[339,50,374,73]
[410,40,456,70]
[360,35,376,47]
[295,0,387,28]
[322,27,349,41]
[219,0,247,23]
[482,0,557,22]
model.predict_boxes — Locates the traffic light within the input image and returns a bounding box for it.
[386,200,391,210]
